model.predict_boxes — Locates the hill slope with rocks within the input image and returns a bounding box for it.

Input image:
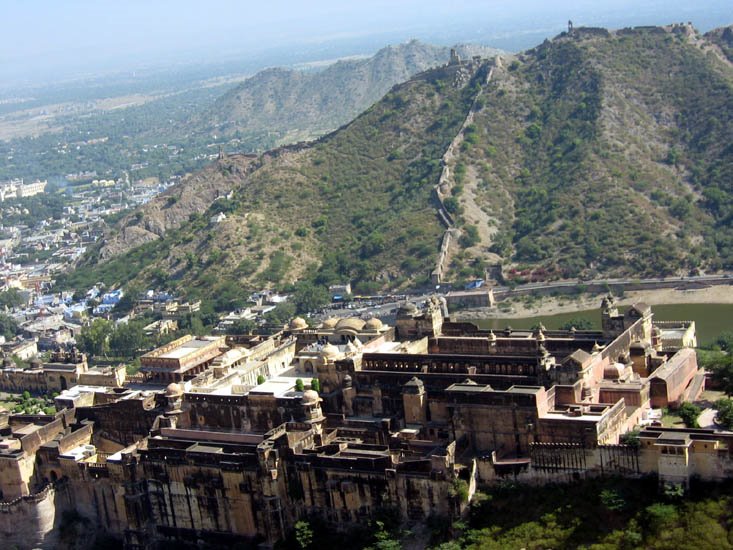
[196,40,500,146]
[64,24,733,306]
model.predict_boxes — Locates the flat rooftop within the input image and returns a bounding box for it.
[159,338,216,359]
[659,328,688,339]
[248,376,302,397]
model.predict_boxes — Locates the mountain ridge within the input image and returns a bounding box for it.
[195,40,501,146]
[63,24,733,306]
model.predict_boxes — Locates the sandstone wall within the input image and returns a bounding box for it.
[0,484,58,549]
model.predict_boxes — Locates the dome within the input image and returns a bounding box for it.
[321,317,338,329]
[321,343,340,358]
[29,357,42,368]
[335,317,366,334]
[365,317,383,330]
[165,383,183,397]
[603,363,625,380]
[2,356,16,369]
[397,302,418,316]
[290,317,308,330]
[302,389,320,405]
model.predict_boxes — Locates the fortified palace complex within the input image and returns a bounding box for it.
[0,295,727,548]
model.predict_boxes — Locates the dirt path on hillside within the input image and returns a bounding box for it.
[460,164,502,262]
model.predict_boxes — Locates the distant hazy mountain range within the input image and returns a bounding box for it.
[194,40,502,146]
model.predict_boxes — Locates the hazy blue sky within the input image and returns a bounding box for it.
[1,0,731,85]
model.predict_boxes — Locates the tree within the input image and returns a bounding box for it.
[0,288,26,310]
[707,354,733,396]
[713,398,733,429]
[292,282,330,315]
[620,429,641,448]
[449,478,469,504]
[109,321,146,359]
[256,374,266,385]
[714,331,733,352]
[77,318,113,358]
[179,313,206,336]
[227,319,256,335]
[0,313,19,340]
[113,286,140,315]
[600,489,626,511]
[295,379,305,392]
[367,521,402,550]
[678,402,701,428]
[294,520,313,550]
[264,303,296,326]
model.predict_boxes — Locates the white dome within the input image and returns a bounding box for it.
[302,389,320,405]
[365,317,383,330]
[165,383,183,397]
[321,343,340,358]
[290,317,308,330]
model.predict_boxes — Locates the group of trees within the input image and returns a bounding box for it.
[697,331,733,429]
[678,402,701,428]
[699,335,733,397]
[0,288,27,310]
[282,477,733,549]
[0,313,19,341]
[294,378,320,392]
[11,390,56,416]
[76,318,150,359]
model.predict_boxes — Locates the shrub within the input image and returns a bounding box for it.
[620,429,641,448]
[450,478,470,504]
[678,402,701,428]
[600,489,626,511]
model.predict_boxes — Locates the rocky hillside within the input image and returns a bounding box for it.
[443,23,733,281]
[197,40,499,146]
[66,58,487,302]
[95,155,259,262]
[705,25,733,62]
[65,24,733,304]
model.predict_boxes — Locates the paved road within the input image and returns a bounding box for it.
[492,273,733,294]
[313,273,733,321]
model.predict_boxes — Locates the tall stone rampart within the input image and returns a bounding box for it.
[0,483,59,549]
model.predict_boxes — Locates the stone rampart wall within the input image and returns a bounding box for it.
[0,483,58,549]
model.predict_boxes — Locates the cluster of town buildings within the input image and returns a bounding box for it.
[0,175,176,295]
[0,294,727,548]
[0,179,47,202]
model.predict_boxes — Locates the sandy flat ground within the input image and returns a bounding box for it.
[456,285,733,320]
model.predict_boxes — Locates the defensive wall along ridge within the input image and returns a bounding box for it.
[432,56,495,284]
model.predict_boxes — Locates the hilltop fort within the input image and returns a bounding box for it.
[0,297,724,548]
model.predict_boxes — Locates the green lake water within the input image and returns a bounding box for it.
[475,303,733,345]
